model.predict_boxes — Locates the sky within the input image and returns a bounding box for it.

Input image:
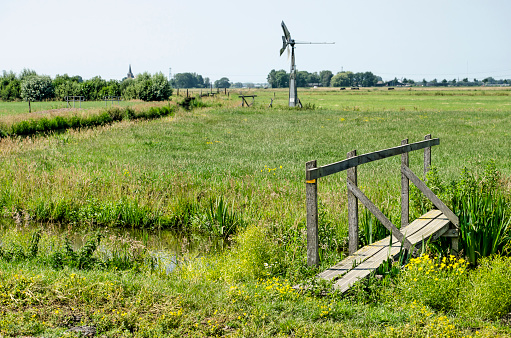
[1,0,510,84]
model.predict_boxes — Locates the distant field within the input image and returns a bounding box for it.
[0,99,151,116]
[222,86,511,112]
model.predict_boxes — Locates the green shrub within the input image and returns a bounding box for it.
[392,254,468,312]
[219,224,278,282]
[459,255,511,320]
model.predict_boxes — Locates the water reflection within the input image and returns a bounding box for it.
[0,218,227,273]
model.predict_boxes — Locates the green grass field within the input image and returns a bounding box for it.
[0,99,153,116]
[1,87,511,337]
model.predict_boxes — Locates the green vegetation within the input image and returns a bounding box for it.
[1,88,511,336]
[0,69,172,104]
[1,105,175,138]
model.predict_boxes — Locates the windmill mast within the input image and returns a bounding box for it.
[289,42,298,107]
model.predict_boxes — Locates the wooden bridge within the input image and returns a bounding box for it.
[305,135,459,292]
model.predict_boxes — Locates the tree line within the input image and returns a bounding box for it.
[267,70,382,88]
[170,73,231,89]
[0,69,172,102]
[267,69,510,88]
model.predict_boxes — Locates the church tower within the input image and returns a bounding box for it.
[127,65,134,79]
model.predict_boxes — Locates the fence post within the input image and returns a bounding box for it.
[347,150,358,255]
[424,134,431,179]
[306,160,319,266]
[401,139,409,228]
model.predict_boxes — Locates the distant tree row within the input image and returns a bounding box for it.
[170,73,233,89]
[0,69,172,102]
[267,69,510,88]
[267,70,334,88]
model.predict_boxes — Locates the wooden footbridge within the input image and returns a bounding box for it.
[305,135,459,292]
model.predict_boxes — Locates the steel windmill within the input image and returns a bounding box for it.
[279,21,334,107]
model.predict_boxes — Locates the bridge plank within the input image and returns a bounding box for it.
[318,210,451,292]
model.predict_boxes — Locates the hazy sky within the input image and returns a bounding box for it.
[1,0,510,83]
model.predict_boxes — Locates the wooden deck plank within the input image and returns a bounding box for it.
[318,210,452,292]
[318,210,441,281]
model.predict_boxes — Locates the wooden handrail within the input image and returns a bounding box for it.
[306,138,440,181]
[347,179,413,250]
[305,134,448,265]
[401,164,460,228]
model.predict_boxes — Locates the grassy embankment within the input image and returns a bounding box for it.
[1,87,511,336]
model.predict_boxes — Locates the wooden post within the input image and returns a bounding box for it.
[306,160,319,266]
[424,134,431,179]
[177,88,179,96]
[401,139,409,228]
[224,88,227,95]
[28,100,31,113]
[186,89,189,98]
[347,150,358,255]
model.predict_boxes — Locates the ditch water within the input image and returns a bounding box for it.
[0,218,227,273]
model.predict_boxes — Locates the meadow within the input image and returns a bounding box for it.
[1,87,511,337]
[0,99,155,117]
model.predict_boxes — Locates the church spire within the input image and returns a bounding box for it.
[127,64,134,79]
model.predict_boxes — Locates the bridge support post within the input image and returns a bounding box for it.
[347,150,358,255]
[424,134,431,178]
[401,139,409,228]
[306,160,319,266]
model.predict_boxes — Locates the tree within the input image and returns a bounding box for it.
[21,75,54,102]
[53,74,85,100]
[81,76,107,100]
[214,77,230,88]
[296,71,309,87]
[275,71,289,88]
[147,72,172,101]
[233,82,243,88]
[18,68,37,81]
[123,72,172,101]
[319,70,333,87]
[0,71,21,101]
[422,79,427,86]
[267,69,288,88]
[172,73,206,88]
[331,71,353,87]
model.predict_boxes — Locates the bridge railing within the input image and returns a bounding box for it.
[305,134,459,266]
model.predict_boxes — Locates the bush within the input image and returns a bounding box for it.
[220,224,278,281]
[459,255,511,320]
[392,254,468,312]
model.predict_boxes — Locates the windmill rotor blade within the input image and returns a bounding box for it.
[279,36,288,56]
[281,21,291,41]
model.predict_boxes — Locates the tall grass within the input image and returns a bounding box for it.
[1,105,175,137]
[450,163,511,265]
